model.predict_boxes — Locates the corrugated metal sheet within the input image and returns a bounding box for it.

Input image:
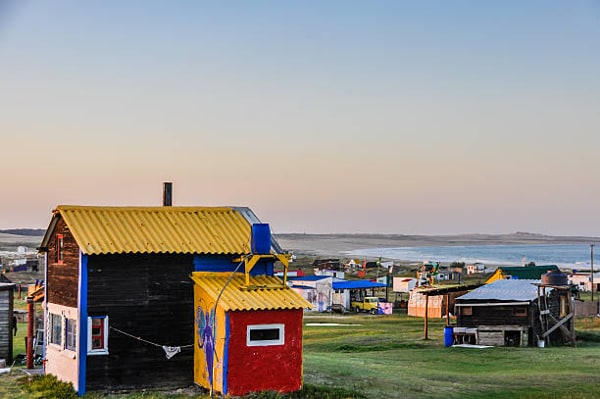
[53,205,253,255]
[191,272,312,311]
[456,279,542,302]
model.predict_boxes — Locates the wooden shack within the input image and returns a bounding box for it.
[0,283,16,364]
[191,272,310,396]
[408,287,471,318]
[455,279,574,347]
[39,205,304,395]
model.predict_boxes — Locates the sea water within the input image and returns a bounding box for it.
[346,243,597,269]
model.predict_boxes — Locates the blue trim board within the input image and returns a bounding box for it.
[78,254,88,396]
[193,255,274,276]
[222,312,230,395]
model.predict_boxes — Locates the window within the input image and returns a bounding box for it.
[88,316,109,355]
[56,234,64,264]
[50,313,63,346]
[461,307,473,316]
[513,307,528,317]
[66,318,77,351]
[247,324,284,347]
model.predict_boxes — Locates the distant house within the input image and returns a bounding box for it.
[486,265,560,283]
[568,272,600,292]
[466,262,487,275]
[290,276,333,312]
[408,286,474,318]
[455,279,574,346]
[39,205,308,396]
[392,277,417,293]
[312,258,342,271]
[290,277,385,313]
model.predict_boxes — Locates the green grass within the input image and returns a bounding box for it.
[3,312,600,398]
[302,313,600,399]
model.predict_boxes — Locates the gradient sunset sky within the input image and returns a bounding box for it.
[1,1,599,235]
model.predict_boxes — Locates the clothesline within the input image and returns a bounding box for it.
[109,326,193,359]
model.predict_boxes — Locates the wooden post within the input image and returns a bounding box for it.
[445,293,450,326]
[26,299,34,369]
[424,294,429,340]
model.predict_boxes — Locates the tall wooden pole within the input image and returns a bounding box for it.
[423,294,429,340]
[26,299,34,369]
[591,244,595,302]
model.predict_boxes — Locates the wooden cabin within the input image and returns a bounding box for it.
[191,272,310,396]
[0,283,16,364]
[39,205,306,395]
[455,279,574,347]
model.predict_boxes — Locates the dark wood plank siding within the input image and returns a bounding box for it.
[86,253,194,391]
[0,286,14,363]
[47,218,79,307]
[457,304,534,328]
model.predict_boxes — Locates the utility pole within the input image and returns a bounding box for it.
[591,244,595,302]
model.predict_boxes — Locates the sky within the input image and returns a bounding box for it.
[0,1,599,235]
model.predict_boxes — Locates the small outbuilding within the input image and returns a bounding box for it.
[0,283,16,364]
[455,279,574,346]
[191,272,310,396]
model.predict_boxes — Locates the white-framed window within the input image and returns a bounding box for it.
[247,323,285,347]
[49,313,63,346]
[48,313,78,351]
[65,318,77,351]
[88,316,109,355]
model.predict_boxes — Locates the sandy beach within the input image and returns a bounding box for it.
[275,232,599,260]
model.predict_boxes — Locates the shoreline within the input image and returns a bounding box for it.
[275,233,599,269]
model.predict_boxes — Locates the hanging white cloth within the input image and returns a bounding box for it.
[162,345,181,359]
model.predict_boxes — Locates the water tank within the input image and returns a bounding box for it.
[251,223,271,255]
[541,270,568,286]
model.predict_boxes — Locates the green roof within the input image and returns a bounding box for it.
[497,265,560,280]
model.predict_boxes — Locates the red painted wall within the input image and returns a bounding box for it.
[227,309,303,396]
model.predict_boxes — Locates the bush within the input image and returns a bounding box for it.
[19,374,77,399]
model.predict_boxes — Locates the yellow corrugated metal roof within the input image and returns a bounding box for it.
[191,272,312,311]
[54,205,252,255]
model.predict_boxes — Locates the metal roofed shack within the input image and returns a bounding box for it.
[455,278,575,347]
[38,203,306,396]
[191,272,311,396]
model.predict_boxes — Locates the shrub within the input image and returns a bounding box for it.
[19,374,77,399]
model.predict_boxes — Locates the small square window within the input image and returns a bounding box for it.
[66,318,77,351]
[88,316,109,355]
[247,324,284,347]
[461,307,473,316]
[50,313,63,346]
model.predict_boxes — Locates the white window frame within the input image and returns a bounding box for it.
[88,316,109,355]
[246,323,285,347]
[49,313,63,347]
[65,318,77,351]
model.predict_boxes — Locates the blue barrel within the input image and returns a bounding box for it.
[444,326,454,347]
[251,223,271,254]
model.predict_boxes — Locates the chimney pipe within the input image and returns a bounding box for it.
[163,182,172,206]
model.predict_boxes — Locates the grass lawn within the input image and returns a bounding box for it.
[2,312,600,398]
[303,313,600,399]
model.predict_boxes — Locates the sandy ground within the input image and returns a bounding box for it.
[275,232,600,259]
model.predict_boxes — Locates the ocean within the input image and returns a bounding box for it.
[346,243,597,270]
